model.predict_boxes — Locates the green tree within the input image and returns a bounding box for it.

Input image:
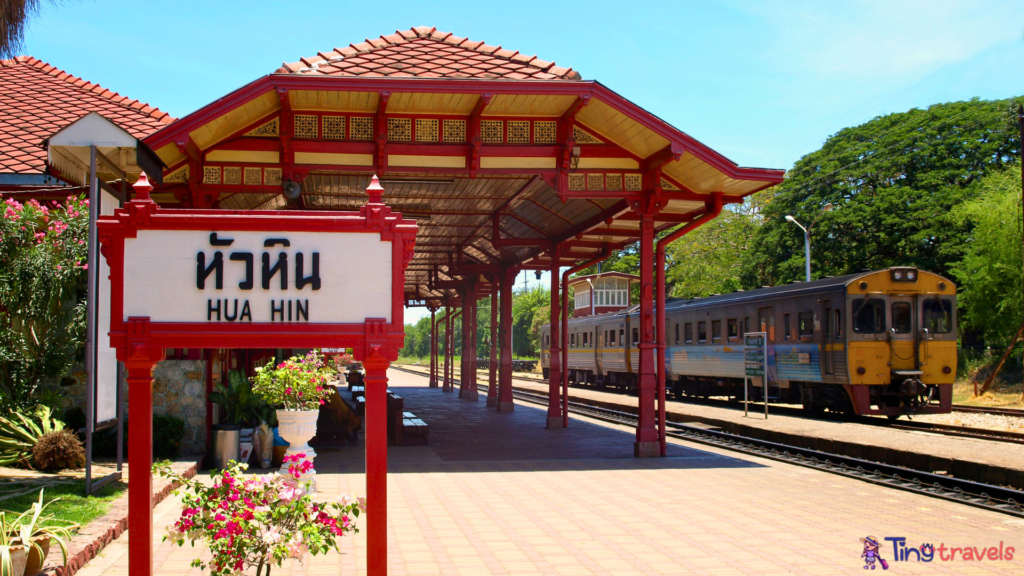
[0,196,89,410]
[511,285,548,358]
[951,163,1023,344]
[741,97,1023,289]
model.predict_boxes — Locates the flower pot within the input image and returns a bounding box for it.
[5,544,28,576]
[209,424,241,470]
[23,536,49,576]
[276,410,318,461]
[276,409,318,485]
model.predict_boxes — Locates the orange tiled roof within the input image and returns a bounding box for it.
[0,56,176,175]
[276,26,580,81]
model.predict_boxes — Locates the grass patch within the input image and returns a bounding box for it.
[0,480,127,527]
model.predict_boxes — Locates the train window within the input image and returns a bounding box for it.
[852,298,886,333]
[545,335,550,346]
[712,320,722,343]
[571,333,576,348]
[674,324,680,345]
[632,327,639,345]
[922,298,953,333]
[798,312,814,337]
[583,332,589,347]
[727,319,738,341]
[698,322,707,343]
[609,330,616,346]
[684,323,693,343]
[784,314,792,341]
[619,329,625,346]
[892,302,912,334]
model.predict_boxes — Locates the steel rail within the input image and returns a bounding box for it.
[389,365,1024,519]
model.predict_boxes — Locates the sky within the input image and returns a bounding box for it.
[20,0,1024,324]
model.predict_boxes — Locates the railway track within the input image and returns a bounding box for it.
[954,404,1024,418]
[390,365,1024,519]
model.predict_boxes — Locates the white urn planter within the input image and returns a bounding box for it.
[276,409,319,488]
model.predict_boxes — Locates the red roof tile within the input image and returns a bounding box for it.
[276,26,581,81]
[0,56,175,176]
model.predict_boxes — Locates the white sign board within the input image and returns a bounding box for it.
[95,188,120,424]
[122,230,392,323]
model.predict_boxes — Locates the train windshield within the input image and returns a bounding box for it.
[922,298,953,333]
[852,298,886,333]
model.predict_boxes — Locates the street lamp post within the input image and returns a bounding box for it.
[784,203,833,282]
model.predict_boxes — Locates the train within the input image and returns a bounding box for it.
[539,268,957,417]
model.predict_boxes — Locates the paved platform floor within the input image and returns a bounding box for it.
[79,369,1024,575]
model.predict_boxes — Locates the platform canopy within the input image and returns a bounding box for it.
[142,26,784,302]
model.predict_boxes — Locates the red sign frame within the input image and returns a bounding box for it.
[97,175,415,576]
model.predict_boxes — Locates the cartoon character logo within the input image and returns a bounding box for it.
[861,536,889,570]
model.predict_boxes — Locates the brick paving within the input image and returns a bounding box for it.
[78,368,1024,575]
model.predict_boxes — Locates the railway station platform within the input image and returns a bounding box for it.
[77,368,1022,576]
[409,364,1024,490]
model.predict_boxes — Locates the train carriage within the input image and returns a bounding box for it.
[540,268,957,416]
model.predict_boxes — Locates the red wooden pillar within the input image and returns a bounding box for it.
[460,282,479,400]
[634,194,660,457]
[442,306,452,393]
[124,320,165,576]
[362,351,390,576]
[547,253,563,428]
[486,287,499,407]
[428,307,438,388]
[498,268,515,411]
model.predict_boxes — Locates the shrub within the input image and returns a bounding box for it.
[0,405,66,468]
[153,415,185,459]
[32,429,85,471]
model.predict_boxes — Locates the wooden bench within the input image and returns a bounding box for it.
[401,412,429,446]
[386,392,404,445]
[355,395,365,415]
[351,385,364,399]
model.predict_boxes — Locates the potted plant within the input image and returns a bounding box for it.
[209,370,272,469]
[251,352,333,480]
[0,512,28,576]
[5,489,75,576]
[155,455,362,576]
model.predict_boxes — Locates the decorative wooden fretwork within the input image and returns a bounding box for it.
[605,173,623,191]
[415,118,438,142]
[568,173,585,191]
[350,117,374,141]
[660,178,680,191]
[264,168,283,187]
[244,117,279,137]
[223,167,242,185]
[203,166,221,185]
[506,120,530,144]
[573,126,603,144]
[294,115,318,139]
[244,167,262,186]
[533,121,556,144]
[163,165,188,183]
[587,173,604,191]
[481,120,503,144]
[624,173,642,191]
[323,116,346,140]
[388,117,412,141]
[443,119,466,143]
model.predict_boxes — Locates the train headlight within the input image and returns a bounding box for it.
[893,270,903,280]
[907,270,916,280]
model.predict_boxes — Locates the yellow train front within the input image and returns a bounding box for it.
[539,267,957,417]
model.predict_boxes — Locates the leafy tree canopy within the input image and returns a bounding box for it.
[741,97,1022,288]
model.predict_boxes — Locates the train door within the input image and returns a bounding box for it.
[889,295,917,371]
[758,307,774,340]
[758,307,776,390]
[595,324,605,380]
[823,300,835,376]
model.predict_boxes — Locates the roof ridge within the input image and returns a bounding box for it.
[278,26,578,80]
[1,56,176,125]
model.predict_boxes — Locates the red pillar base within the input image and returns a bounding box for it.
[442,383,452,393]
[498,401,515,412]
[429,380,438,388]
[546,416,564,429]
[486,396,497,407]
[462,389,479,401]
[635,441,660,458]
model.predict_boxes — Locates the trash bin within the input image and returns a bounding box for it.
[210,424,241,470]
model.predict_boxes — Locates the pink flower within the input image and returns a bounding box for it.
[55,265,62,270]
